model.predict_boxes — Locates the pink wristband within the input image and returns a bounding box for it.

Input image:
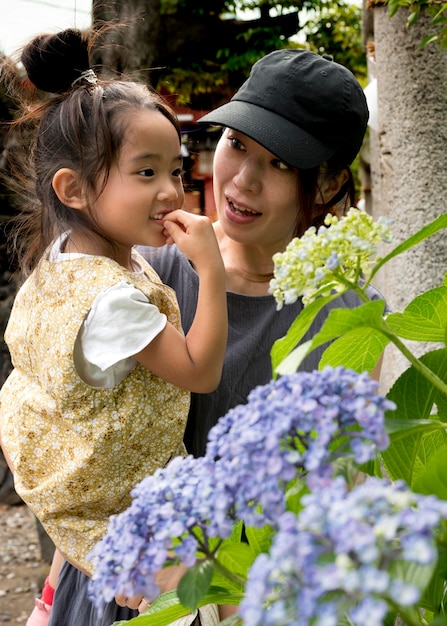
[41,576,55,605]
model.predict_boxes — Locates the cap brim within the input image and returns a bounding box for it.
[198,100,335,169]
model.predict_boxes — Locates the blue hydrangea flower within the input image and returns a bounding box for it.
[239,477,447,626]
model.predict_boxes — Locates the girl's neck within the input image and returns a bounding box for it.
[64,231,133,271]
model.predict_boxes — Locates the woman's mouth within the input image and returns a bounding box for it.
[228,199,261,217]
[226,198,262,224]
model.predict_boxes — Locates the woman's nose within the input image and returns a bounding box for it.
[233,159,262,193]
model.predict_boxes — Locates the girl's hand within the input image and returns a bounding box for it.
[162,210,223,273]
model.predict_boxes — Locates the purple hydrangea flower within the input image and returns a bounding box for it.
[87,367,395,611]
[206,367,393,527]
[87,454,234,609]
[239,477,447,626]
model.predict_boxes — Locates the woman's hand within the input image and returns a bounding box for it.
[114,593,144,610]
[115,564,189,613]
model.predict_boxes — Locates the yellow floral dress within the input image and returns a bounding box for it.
[0,251,189,573]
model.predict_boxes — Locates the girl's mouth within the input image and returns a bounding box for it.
[151,210,172,221]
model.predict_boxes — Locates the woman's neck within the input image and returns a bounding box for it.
[214,223,278,296]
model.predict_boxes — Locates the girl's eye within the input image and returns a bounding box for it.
[139,168,155,177]
[272,158,292,172]
[172,168,184,177]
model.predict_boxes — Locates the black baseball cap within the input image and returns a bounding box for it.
[198,49,369,169]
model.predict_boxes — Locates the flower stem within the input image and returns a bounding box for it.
[345,282,447,397]
[379,319,447,397]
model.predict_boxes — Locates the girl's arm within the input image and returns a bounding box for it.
[135,210,228,394]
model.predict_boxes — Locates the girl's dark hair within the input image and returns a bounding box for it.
[5,28,181,277]
[294,157,355,238]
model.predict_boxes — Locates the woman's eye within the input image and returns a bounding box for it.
[139,168,155,177]
[272,159,292,172]
[228,136,244,151]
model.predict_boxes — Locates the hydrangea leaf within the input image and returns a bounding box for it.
[386,286,447,342]
[412,446,447,499]
[387,349,447,422]
[318,326,389,373]
[244,524,275,557]
[177,560,214,610]
[369,213,447,283]
[271,293,339,375]
[122,587,243,626]
[381,428,447,488]
[273,299,387,375]
[216,542,257,581]
[389,560,437,606]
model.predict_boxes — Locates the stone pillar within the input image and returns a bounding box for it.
[370,6,447,391]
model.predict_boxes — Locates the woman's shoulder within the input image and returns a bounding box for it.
[137,245,197,287]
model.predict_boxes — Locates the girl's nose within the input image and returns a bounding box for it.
[157,181,180,203]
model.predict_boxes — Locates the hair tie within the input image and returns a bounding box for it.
[71,69,98,88]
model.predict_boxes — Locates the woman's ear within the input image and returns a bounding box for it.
[52,168,87,209]
[315,167,349,205]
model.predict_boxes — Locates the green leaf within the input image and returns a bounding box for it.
[271,293,340,375]
[426,617,447,626]
[381,348,447,487]
[177,560,214,610]
[318,326,389,373]
[227,520,243,544]
[385,417,446,437]
[420,570,446,614]
[413,445,447,499]
[386,286,447,342]
[274,340,313,376]
[219,617,242,626]
[116,587,244,626]
[390,559,436,598]
[369,214,447,283]
[244,524,274,556]
[216,542,256,580]
[386,349,447,422]
[274,299,387,374]
[382,427,447,488]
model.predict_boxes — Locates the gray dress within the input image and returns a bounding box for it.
[48,244,385,626]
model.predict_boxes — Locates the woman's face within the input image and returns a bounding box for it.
[212,128,300,250]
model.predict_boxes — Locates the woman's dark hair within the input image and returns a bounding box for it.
[294,157,355,238]
[5,28,181,277]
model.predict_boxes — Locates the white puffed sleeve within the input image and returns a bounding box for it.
[74,281,167,388]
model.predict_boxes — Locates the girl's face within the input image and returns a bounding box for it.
[212,129,300,251]
[92,109,184,255]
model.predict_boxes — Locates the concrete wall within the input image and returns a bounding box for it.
[369,6,447,391]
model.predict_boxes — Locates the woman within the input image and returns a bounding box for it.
[45,49,381,625]
[147,48,379,458]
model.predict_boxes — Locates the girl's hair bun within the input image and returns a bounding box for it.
[21,29,91,94]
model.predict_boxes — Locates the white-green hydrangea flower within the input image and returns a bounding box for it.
[270,208,393,309]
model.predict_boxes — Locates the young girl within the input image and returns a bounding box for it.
[0,28,227,624]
